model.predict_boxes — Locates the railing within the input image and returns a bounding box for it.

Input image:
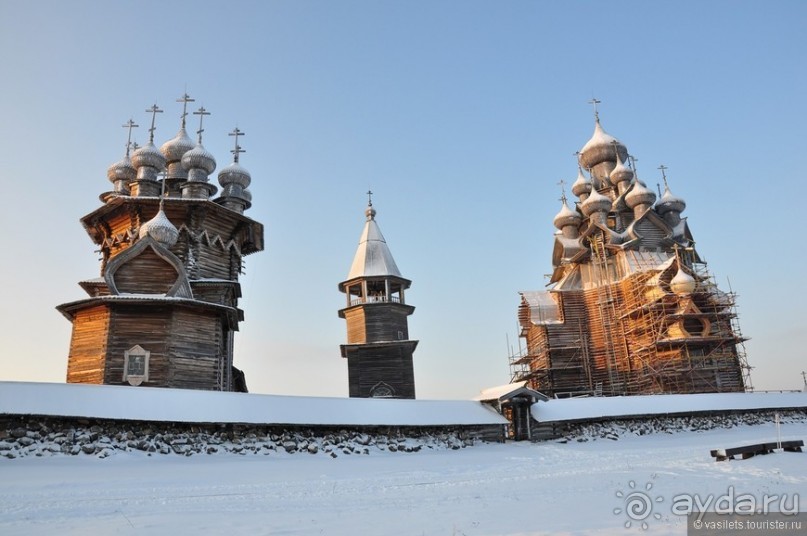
[349,295,402,306]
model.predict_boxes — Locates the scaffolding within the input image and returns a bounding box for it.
[512,245,750,398]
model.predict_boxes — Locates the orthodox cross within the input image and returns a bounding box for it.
[229,127,245,163]
[145,104,163,143]
[177,93,195,129]
[657,164,670,197]
[658,164,669,186]
[193,106,210,144]
[588,98,601,121]
[628,155,639,177]
[557,179,567,204]
[122,118,138,157]
[611,139,621,159]
[367,189,374,207]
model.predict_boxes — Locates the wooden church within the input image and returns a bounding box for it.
[512,104,751,398]
[57,95,263,392]
[338,196,418,398]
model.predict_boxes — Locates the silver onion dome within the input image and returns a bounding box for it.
[609,154,634,186]
[131,141,166,172]
[625,179,657,209]
[578,120,628,171]
[182,143,217,177]
[218,161,251,189]
[553,200,582,229]
[580,186,612,216]
[571,167,592,198]
[656,184,686,215]
[160,127,195,163]
[139,208,179,248]
[107,155,136,186]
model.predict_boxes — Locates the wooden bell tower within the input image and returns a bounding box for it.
[338,195,418,399]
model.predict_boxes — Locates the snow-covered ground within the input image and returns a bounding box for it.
[2,421,805,535]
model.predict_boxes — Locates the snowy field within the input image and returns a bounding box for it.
[2,421,805,535]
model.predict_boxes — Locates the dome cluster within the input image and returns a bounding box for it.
[104,96,254,214]
[553,113,688,233]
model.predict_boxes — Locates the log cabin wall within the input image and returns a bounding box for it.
[114,248,179,295]
[65,305,110,384]
[343,305,411,345]
[167,308,225,390]
[105,306,172,386]
[346,344,417,399]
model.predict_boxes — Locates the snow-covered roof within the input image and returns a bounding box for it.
[0,382,507,427]
[475,381,548,403]
[346,205,403,280]
[531,392,807,423]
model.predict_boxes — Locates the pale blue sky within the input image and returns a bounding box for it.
[1,0,805,398]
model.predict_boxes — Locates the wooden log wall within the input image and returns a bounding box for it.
[114,247,179,295]
[191,284,238,307]
[343,305,411,344]
[346,345,416,399]
[85,304,228,390]
[167,308,224,391]
[105,305,172,385]
[66,305,110,384]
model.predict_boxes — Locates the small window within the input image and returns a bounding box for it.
[123,345,150,386]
